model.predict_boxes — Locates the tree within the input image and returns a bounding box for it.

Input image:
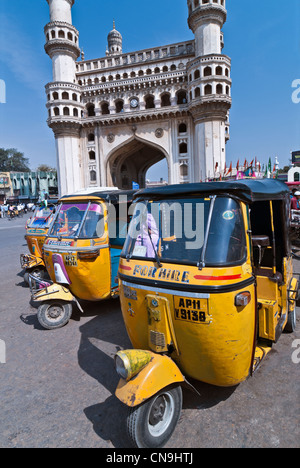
[36,164,57,173]
[0,148,30,172]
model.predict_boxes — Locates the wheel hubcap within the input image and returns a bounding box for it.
[148,392,175,437]
[46,305,64,322]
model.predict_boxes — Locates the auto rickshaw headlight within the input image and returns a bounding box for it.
[235,291,251,307]
[114,350,152,381]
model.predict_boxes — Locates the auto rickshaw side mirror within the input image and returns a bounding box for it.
[252,235,270,266]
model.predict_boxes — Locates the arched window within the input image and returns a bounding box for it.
[54,107,59,116]
[73,108,78,117]
[53,92,59,100]
[72,93,77,101]
[179,142,188,154]
[204,66,212,77]
[63,107,70,115]
[58,30,65,38]
[204,84,212,95]
[195,87,200,98]
[86,103,95,116]
[89,151,96,161]
[101,102,110,115]
[177,90,187,104]
[145,95,155,109]
[88,133,95,142]
[180,163,188,177]
[115,99,124,113]
[161,93,171,107]
[62,92,69,100]
[90,170,97,182]
[216,66,223,76]
[216,84,223,94]
[194,70,200,79]
[178,123,187,134]
[294,172,300,182]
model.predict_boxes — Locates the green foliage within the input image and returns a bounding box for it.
[0,148,30,172]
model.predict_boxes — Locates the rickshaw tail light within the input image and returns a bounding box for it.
[235,291,251,307]
[114,350,152,381]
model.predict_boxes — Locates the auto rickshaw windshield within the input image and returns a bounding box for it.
[27,206,55,228]
[49,202,105,238]
[122,196,247,266]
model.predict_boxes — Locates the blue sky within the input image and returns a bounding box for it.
[0,0,299,180]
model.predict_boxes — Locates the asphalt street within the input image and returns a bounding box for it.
[0,213,299,448]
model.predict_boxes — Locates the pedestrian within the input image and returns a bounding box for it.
[291,191,300,210]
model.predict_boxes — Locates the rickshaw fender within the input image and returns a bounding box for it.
[32,283,74,303]
[115,352,186,407]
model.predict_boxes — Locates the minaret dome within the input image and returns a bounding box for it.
[107,21,122,56]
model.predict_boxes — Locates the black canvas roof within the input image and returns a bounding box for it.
[133,179,290,204]
[60,189,136,204]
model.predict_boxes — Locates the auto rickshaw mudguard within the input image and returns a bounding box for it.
[32,283,74,303]
[20,253,45,270]
[115,351,186,407]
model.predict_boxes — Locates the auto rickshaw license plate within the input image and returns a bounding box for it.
[174,296,210,324]
[65,254,77,266]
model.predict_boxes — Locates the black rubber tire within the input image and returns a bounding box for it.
[285,301,297,333]
[37,301,72,330]
[24,267,45,285]
[126,385,182,448]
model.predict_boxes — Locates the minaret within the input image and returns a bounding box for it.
[187,0,232,181]
[44,0,83,196]
[106,21,123,56]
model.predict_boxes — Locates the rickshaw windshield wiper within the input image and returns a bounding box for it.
[198,195,216,270]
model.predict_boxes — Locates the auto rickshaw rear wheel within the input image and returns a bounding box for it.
[37,301,72,330]
[285,301,297,333]
[126,385,182,448]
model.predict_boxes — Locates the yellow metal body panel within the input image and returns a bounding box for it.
[43,200,115,301]
[115,352,185,407]
[32,283,74,302]
[44,240,111,301]
[119,272,256,387]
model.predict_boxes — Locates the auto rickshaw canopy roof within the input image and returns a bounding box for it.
[59,189,136,205]
[133,179,290,204]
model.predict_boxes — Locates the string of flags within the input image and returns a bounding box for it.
[214,157,279,181]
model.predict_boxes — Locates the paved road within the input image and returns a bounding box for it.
[0,214,299,448]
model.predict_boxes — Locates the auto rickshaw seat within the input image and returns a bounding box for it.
[252,235,270,248]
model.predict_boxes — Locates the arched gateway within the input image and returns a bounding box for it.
[106,137,169,190]
[45,0,232,196]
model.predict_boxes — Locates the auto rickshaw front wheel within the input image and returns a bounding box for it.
[24,267,46,285]
[126,385,182,448]
[37,301,72,330]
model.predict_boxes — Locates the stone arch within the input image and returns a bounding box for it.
[106,135,169,189]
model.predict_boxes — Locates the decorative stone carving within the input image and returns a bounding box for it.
[107,133,115,143]
[155,128,164,138]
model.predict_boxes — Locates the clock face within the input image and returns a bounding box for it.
[130,98,138,108]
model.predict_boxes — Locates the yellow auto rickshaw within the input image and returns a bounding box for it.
[114,179,298,448]
[20,202,57,283]
[29,190,135,330]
